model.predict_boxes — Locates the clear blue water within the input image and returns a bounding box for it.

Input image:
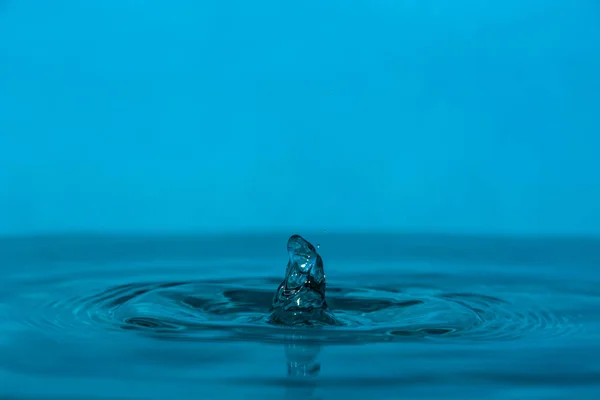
[1,233,599,399]
[1,1,600,399]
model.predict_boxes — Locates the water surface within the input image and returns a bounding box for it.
[1,233,599,399]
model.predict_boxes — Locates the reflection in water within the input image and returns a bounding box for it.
[284,334,321,400]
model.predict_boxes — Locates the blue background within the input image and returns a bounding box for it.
[1,0,598,236]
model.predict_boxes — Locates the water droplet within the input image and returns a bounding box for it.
[270,235,337,326]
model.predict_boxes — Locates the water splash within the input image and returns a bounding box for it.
[269,235,338,326]
[3,234,586,345]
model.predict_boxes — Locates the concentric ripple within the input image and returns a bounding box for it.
[15,277,580,344]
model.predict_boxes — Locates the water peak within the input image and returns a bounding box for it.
[285,234,325,293]
[270,235,337,326]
